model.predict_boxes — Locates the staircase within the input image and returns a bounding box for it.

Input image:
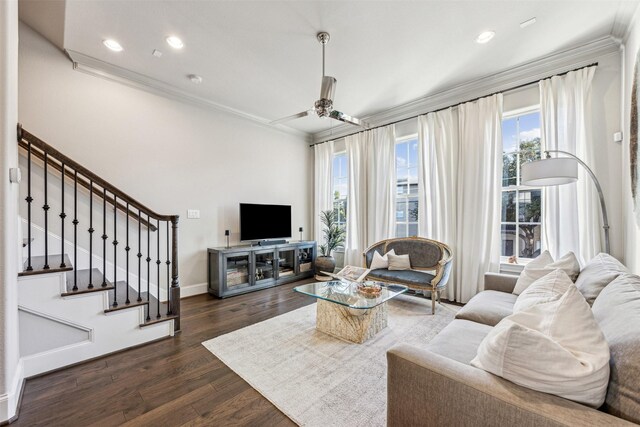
[16,124,180,376]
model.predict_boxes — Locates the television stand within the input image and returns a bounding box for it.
[252,239,288,246]
[208,241,317,298]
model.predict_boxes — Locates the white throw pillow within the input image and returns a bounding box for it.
[513,251,580,295]
[575,253,628,306]
[388,253,411,271]
[513,269,573,313]
[471,285,610,407]
[369,249,396,270]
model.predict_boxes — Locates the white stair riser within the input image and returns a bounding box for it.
[18,271,173,377]
[21,219,169,301]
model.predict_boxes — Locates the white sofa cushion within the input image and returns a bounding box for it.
[388,253,411,270]
[471,284,610,407]
[513,269,573,313]
[513,251,580,295]
[369,249,396,270]
[575,253,627,306]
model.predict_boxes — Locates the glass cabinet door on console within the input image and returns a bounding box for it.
[208,242,317,298]
[253,249,276,286]
[223,252,251,291]
[276,247,296,280]
[297,245,315,274]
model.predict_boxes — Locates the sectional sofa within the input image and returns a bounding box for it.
[387,255,639,426]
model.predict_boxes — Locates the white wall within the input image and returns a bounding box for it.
[0,1,21,422]
[18,23,312,290]
[623,6,640,271]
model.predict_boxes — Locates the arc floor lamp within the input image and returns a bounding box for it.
[521,150,610,254]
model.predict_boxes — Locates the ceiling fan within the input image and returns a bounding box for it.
[270,32,369,129]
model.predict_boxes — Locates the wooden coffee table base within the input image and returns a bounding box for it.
[316,299,388,344]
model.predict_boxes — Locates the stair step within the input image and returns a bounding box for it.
[62,268,114,296]
[104,281,147,313]
[139,292,178,327]
[19,254,73,277]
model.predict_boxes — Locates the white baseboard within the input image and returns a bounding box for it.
[180,282,207,298]
[0,359,24,423]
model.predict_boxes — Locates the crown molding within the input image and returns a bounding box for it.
[65,50,312,143]
[611,0,639,41]
[312,36,621,144]
[621,1,640,43]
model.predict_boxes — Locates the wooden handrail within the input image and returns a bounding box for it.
[18,139,159,232]
[17,124,181,332]
[18,125,177,223]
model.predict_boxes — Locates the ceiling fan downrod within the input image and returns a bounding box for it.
[315,32,334,117]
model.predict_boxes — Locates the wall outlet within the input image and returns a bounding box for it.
[187,209,200,219]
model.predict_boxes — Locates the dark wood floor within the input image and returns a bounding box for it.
[14,279,317,426]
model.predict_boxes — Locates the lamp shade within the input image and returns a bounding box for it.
[521,157,578,186]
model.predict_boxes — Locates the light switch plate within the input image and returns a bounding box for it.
[187,209,200,219]
[613,131,623,143]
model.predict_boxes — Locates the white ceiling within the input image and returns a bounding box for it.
[20,0,639,136]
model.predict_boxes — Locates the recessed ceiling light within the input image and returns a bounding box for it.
[103,39,123,52]
[166,36,184,49]
[520,17,536,28]
[188,74,202,84]
[475,31,495,44]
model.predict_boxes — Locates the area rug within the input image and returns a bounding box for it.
[202,295,456,426]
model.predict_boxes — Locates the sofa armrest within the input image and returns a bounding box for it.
[387,344,631,427]
[483,272,518,293]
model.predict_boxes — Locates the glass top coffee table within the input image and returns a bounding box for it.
[294,280,408,343]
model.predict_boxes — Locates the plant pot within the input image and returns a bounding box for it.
[315,255,336,274]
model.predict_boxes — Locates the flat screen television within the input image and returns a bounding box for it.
[239,203,291,241]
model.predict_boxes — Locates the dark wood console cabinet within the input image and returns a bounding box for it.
[207,241,317,298]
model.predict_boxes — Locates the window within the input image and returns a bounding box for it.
[501,110,543,260]
[332,153,348,230]
[396,137,419,237]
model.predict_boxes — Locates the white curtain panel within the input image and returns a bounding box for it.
[313,140,334,243]
[365,126,397,246]
[417,108,459,301]
[345,133,368,265]
[344,126,397,266]
[456,94,503,302]
[539,66,598,265]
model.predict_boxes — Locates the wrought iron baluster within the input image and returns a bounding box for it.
[88,180,94,289]
[146,213,151,321]
[166,221,171,315]
[102,188,107,287]
[112,195,118,307]
[60,163,66,268]
[25,141,33,271]
[72,171,79,291]
[137,209,142,302]
[125,202,130,305]
[42,152,49,270]
[156,218,161,319]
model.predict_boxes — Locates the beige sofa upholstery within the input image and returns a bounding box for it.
[387,266,639,426]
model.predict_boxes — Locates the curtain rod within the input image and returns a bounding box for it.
[309,62,598,147]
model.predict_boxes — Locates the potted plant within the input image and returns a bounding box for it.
[315,209,346,276]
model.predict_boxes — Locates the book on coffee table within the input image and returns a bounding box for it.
[319,265,370,283]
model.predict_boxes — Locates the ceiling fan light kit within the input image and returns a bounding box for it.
[270,31,369,129]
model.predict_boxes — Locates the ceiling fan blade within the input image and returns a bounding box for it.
[320,76,337,101]
[269,109,313,125]
[329,110,370,128]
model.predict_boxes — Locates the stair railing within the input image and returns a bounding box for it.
[17,124,181,331]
